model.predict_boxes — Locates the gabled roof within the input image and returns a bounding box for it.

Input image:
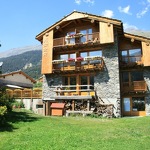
[50,103,65,108]
[124,32,150,43]
[0,70,36,83]
[36,11,123,41]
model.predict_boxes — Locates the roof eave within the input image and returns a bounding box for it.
[35,11,123,42]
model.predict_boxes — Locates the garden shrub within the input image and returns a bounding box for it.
[0,106,7,124]
[0,87,15,124]
[12,101,24,108]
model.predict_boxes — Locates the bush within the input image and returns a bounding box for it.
[0,106,7,116]
[0,87,15,124]
[12,101,24,109]
[0,106,7,124]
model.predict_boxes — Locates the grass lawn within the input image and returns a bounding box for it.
[0,109,150,150]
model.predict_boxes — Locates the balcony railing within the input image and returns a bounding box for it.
[52,85,95,97]
[121,81,147,92]
[53,32,100,47]
[6,88,42,98]
[52,56,104,73]
[120,56,143,68]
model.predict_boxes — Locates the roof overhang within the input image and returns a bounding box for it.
[124,32,150,43]
[35,11,123,42]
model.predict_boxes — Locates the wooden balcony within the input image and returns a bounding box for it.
[53,32,100,50]
[50,85,95,100]
[52,57,104,73]
[121,81,147,93]
[6,88,42,99]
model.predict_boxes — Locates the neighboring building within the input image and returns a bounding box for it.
[36,11,150,117]
[0,70,36,88]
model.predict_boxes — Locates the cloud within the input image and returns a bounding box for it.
[83,0,95,5]
[118,5,132,15]
[136,1,150,18]
[75,0,81,5]
[123,23,138,30]
[75,0,94,5]
[101,10,114,18]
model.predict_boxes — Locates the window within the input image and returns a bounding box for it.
[131,71,143,81]
[66,31,76,44]
[63,76,76,90]
[80,75,94,89]
[80,28,92,43]
[123,98,130,111]
[122,72,129,82]
[132,97,145,111]
[89,51,102,64]
[121,49,142,63]
[80,50,102,65]
[60,53,76,67]
[122,71,143,83]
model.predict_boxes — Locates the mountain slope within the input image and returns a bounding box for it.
[0,50,42,79]
[0,45,42,58]
[125,29,150,38]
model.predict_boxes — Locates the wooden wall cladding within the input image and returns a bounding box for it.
[41,30,53,74]
[119,38,141,50]
[142,41,150,66]
[99,22,114,44]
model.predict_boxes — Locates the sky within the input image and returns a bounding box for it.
[0,0,150,52]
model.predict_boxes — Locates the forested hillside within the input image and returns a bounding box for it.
[0,50,42,79]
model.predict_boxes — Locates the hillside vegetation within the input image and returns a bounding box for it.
[0,50,42,79]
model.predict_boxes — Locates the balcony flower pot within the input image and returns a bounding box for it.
[76,57,84,62]
[68,58,75,62]
[52,59,66,64]
[65,33,83,39]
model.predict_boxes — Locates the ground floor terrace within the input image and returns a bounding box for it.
[5,87,150,117]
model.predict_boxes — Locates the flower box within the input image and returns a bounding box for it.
[52,59,66,64]
[76,57,84,61]
[65,33,83,39]
[68,58,75,62]
[84,56,101,61]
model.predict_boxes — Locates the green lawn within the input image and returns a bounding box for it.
[0,109,150,150]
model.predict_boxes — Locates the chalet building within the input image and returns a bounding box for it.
[36,11,150,117]
[0,70,36,88]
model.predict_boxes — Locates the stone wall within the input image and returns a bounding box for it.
[144,67,150,116]
[42,74,62,100]
[94,36,121,117]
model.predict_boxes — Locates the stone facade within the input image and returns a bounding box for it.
[42,74,62,100]
[94,36,121,117]
[42,35,121,117]
[144,67,150,115]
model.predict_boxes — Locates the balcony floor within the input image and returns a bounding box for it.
[50,95,94,100]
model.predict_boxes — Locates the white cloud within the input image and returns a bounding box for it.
[136,1,150,18]
[118,5,132,15]
[101,10,114,18]
[75,0,94,5]
[83,0,95,5]
[75,0,81,5]
[123,23,138,30]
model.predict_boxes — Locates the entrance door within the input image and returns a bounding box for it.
[123,97,146,116]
